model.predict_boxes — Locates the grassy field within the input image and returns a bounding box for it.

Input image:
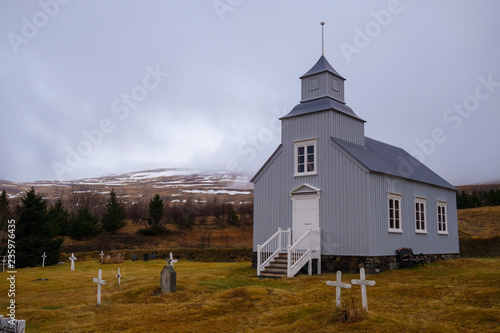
[458,206,500,238]
[1,258,498,332]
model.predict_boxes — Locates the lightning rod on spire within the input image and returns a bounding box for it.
[320,21,325,56]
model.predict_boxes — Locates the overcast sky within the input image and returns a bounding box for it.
[1,0,499,185]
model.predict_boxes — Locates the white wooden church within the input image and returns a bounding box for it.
[251,54,459,277]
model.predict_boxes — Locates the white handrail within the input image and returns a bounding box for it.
[287,228,321,277]
[257,228,291,276]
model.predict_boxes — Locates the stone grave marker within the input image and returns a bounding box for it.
[69,253,77,271]
[143,253,149,261]
[351,268,376,311]
[160,265,176,293]
[41,252,47,268]
[326,271,352,309]
[93,269,106,306]
[151,253,156,260]
[116,267,121,286]
[0,315,26,333]
[132,254,138,261]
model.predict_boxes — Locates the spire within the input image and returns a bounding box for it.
[321,21,325,56]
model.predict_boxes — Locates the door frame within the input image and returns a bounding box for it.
[290,184,321,242]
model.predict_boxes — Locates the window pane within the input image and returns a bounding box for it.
[298,146,304,155]
[298,165,304,173]
[395,200,399,210]
[307,145,314,154]
[307,163,314,172]
[389,199,393,209]
[298,155,304,164]
[307,154,314,163]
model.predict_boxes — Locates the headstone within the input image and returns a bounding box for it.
[326,271,352,309]
[151,253,156,260]
[160,265,176,293]
[143,253,149,261]
[0,315,26,333]
[92,269,106,306]
[41,252,47,268]
[69,253,77,271]
[99,251,105,261]
[132,254,138,261]
[351,268,376,311]
[166,252,178,267]
[116,267,121,286]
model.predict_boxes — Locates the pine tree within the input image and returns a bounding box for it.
[16,188,63,268]
[149,194,165,227]
[69,207,101,240]
[47,198,70,236]
[101,189,126,234]
[17,187,49,239]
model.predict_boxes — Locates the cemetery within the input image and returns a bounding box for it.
[0,256,497,332]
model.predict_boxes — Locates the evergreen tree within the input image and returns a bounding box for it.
[149,194,165,227]
[17,187,49,239]
[69,207,101,240]
[47,198,70,236]
[228,207,239,226]
[101,189,126,234]
[0,189,9,222]
[15,188,63,268]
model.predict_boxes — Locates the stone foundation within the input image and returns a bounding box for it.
[252,252,460,274]
[321,253,461,274]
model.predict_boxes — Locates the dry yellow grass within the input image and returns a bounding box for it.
[1,258,498,332]
[458,206,500,238]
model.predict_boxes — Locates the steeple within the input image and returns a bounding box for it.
[299,55,346,104]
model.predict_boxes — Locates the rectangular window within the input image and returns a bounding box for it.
[415,197,427,233]
[388,193,402,233]
[309,76,319,90]
[437,201,448,235]
[294,139,317,176]
[332,77,339,91]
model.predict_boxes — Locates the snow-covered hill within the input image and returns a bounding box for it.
[0,168,253,204]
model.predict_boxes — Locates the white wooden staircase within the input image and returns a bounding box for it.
[257,228,321,278]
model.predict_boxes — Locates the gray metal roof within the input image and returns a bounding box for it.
[331,137,456,190]
[281,97,365,122]
[300,55,345,79]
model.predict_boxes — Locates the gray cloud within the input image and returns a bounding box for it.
[1,0,499,185]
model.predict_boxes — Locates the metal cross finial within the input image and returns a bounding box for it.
[321,21,325,56]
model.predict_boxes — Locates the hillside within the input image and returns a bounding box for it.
[457,205,500,238]
[0,168,253,204]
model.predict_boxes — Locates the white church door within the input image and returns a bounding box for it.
[291,194,319,243]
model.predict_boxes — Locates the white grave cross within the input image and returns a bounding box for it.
[326,271,352,309]
[116,267,121,286]
[93,269,106,306]
[351,268,376,311]
[41,252,47,268]
[99,251,105,261]
[167,252,178,267]
[69,253,77,271]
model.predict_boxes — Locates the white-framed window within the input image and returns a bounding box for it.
[437,201,448,235]
[388,193,402,233]
[414,197,427,233]
[294,139,317,176]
